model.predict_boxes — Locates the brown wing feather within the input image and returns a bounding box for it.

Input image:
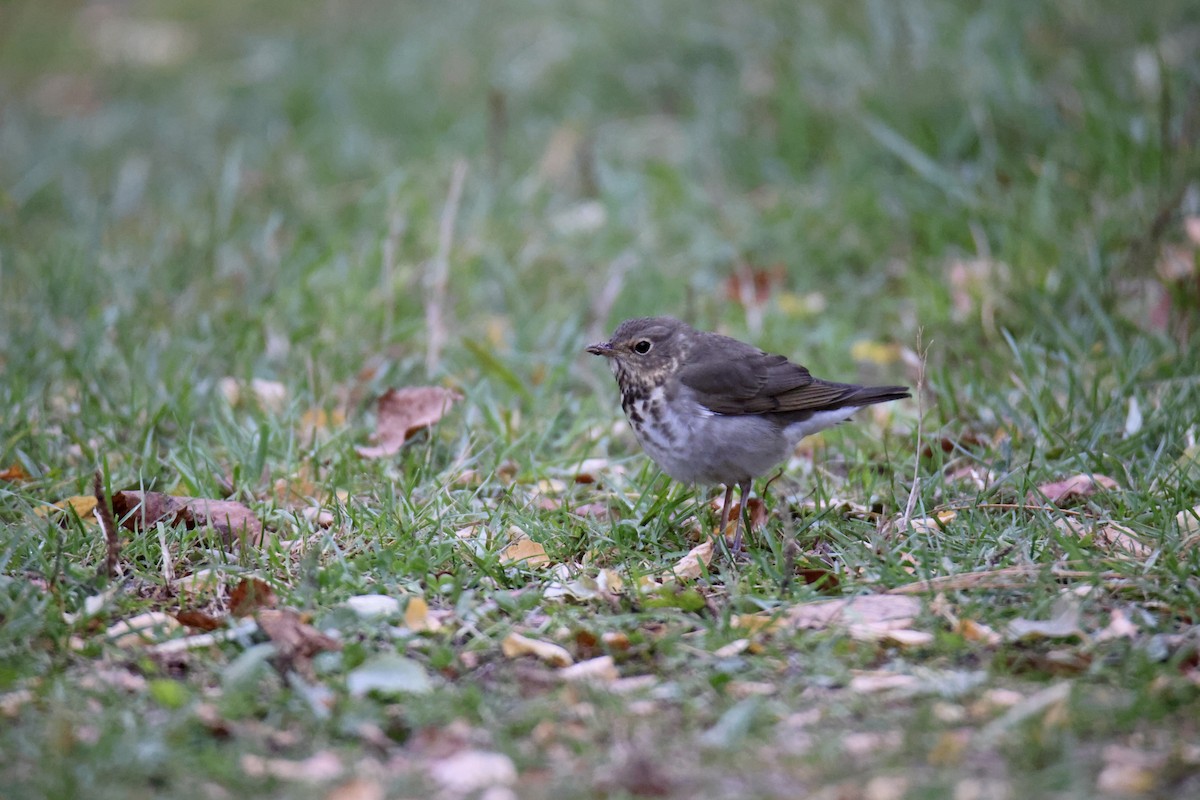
[679,333,909,415]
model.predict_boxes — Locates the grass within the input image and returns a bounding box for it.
[3,0,1200,797]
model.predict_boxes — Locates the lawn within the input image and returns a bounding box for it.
[2,1,1199,797]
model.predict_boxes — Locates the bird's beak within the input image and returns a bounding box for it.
[586,340,616,357]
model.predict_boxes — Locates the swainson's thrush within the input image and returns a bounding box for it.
[588,316,909,551]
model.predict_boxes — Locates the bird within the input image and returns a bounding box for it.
[587,316,909,553]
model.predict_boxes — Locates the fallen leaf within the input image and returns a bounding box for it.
[889,566,1043,594]
[848,673,920,693]
[560,655,619,684]
[1028,473,1119,507]
[920,433,988,459]
[0,689,35,718]
[499,528,550,567]
[175,610,225,631]
[0,464,30,482]
[346,653,432,696]
[175,568,222,598]
[230,577,277,617]
[785,594,922,632]
[1006,595,1084,642]
[111,491,265,548]
[342,594,401,620]
[976,682,1072,746]
[35,495,98,524]
[954,618,1002,645]
[501,632,573,667]
[570,502,611,519]
[1096,746,1163,795]
[355,386,461,458]
[325,778,385,800]
[428,750,517,796]
[1091,523,1154,559]
[240,751,343,783]
[725,263,785,307]
[668,538,714,580]
[1095,608,1140,642]
[405,596,441,632]
[256,609,341,677]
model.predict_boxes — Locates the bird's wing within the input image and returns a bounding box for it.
[677,335,861,415]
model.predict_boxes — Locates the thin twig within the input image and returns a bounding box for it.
[424,159,468,374]
[899,329,928,531]
[93,470,120,579]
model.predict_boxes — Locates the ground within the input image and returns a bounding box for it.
[2,1,1200,798]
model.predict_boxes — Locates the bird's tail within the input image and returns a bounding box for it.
[847,385,911,406]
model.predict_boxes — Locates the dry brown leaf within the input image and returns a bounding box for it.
[1091,523,1154,559]
[669,538,714,580]
[0,464,30,482]
[111,491,265,548]
[501,632,573,666]
[355,386,461,459]
[257,609,341,677]
[175,610,225,631]
[1052,518,1154,560]
[955,618,1002,645]
[920,433,988,459]
[725,263,785,307]
[499,529,550,567]
[1028,473,1119,507]
[230,577,277,617]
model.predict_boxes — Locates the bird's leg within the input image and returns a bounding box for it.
[717,483,734,541]
[729,479,752,553]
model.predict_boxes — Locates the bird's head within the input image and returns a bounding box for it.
[586,316,692,391]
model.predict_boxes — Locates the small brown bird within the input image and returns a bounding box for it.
[588,317,909,552]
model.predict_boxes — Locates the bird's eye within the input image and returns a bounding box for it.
[633,340,652,354]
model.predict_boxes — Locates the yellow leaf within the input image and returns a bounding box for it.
[501,632,572,666]
[851,340,901,366]
[36,495,99,523]
[499,529,550,567]
[404,596,440,632]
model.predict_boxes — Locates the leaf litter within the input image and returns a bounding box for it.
[356,386,461,459]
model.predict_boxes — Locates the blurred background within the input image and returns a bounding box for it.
[1,0,1197,441]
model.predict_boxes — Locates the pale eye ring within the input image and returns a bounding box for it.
[633,340,652,354]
